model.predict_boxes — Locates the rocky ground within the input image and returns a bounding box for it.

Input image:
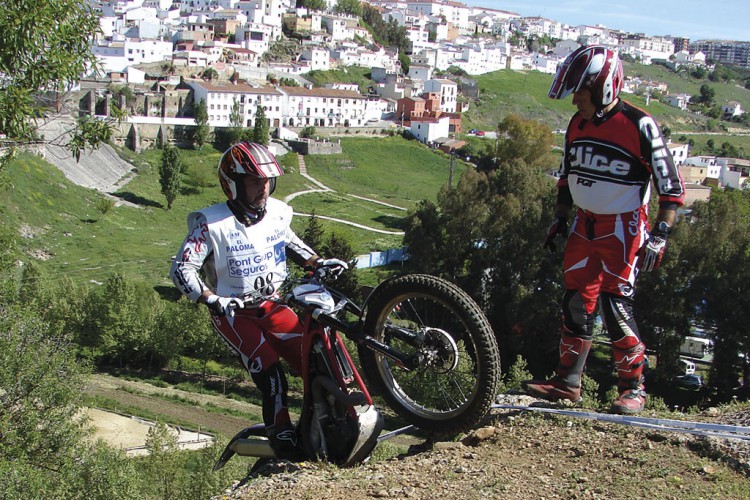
[86,375,750,499]
[218,397,750,500]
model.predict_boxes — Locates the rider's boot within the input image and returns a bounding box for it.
[267,421,303,461]
[525,332,591,403]
[251,363,303,461]
[610,342,647,415]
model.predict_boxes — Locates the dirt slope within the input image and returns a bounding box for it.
[219,402,750,500]
[85,375,750,499]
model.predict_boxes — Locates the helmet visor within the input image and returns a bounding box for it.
[548,56,590,100]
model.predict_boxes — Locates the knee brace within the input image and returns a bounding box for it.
[562,290,595,340]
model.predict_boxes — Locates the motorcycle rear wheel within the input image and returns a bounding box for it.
[358,274,500,437]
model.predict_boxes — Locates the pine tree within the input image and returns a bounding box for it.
[252,104,270,145]
[159,143,184,210]
[193,98,209,148]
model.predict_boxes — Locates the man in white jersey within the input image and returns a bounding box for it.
[170,141,347,460]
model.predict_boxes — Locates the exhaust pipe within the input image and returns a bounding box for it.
[230,437,275,457]
[213,426,275,471]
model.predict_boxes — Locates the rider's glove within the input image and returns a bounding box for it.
[315,258,349,278]
[639,221,670,272]
[543,213,568,253]
[205,294,244,317]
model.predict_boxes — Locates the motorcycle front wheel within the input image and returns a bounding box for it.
[358,274,501,437]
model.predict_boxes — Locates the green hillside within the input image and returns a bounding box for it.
[462,65,750,136]
[1,137,466,286]
[4,63,749,288]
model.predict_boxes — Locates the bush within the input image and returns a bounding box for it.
[96,196,115,214]
[502,354,533,392]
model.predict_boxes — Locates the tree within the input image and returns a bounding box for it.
[297,0,326,11]
[302,211,325,251]
[490,114,555,172]
[252,104,270,146]
[335,0,362,17]
[402,114,561,371]
[668,191,750,399]
[0,306,138,498]
[300,126,317,138]
[202,67,219,81]
[159,143,184,210]
[320,232,361,301]
[699,84,716,106]
[226,100,245,146]
[398,52,411,75]
[0,0,114,171]
[192,98,210,148]
[661,125,672,141]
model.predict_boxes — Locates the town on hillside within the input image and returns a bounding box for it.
[79,0,750,195]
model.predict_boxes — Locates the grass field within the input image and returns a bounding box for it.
[1,136,465,287]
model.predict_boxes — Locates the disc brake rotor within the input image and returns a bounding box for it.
[421,327,459,374]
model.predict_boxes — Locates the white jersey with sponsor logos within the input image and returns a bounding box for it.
[170,199,313,302]
[558,100,684,215]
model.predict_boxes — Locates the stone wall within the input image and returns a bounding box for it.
[286,138,343,155]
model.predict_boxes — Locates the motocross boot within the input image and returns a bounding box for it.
[267,422,304,462]
[610,342,647,415]
[611,386,646,415]
[525,333,592,403]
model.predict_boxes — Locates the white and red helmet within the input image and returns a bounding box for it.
[218,141,283,201]
[549,45,624,109]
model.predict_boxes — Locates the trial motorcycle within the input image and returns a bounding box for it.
[214,269,501,470]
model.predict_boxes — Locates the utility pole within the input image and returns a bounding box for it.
[449,149,455,190]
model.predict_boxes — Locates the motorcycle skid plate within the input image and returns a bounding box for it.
[341,405,385,467]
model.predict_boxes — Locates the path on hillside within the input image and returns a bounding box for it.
[284,154,406,236]
[85,373,261,436]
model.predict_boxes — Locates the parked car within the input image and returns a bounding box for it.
[468,128,478,135]
[679,358,696,375]
[476,130,486,137]
[675,374,703,390]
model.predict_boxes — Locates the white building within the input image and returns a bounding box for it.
[299,47,331,71]
[235,22,274,54]
[91,38,174,74]
[722,101,744,119]
[621,35,675,64]
[188,80,284,127]
[423,78,458,113]
[281,86,368,127]
[409,115,450,144]
[668,143,690,166]
[663,93,691,110]
[187,79,369,128]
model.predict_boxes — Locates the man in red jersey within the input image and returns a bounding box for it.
[525,45,685,414]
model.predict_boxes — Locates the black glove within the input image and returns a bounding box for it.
[639,221,670,272]
[543,213,568,253]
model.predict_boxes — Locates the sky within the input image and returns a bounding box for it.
[464,0,749,42]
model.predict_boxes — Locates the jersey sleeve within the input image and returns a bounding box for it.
[286,230,316,268]
[639,116,685,207]
[170,212,213,302]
